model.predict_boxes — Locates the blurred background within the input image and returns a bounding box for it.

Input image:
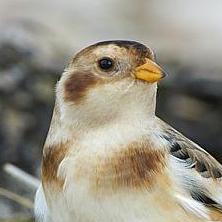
[0,0,222,221]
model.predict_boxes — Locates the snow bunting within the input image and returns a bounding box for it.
[35,40,222,222]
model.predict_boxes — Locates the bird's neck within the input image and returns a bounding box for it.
[44,84,157,147]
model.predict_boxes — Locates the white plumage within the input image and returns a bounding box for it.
[35,40,222,222]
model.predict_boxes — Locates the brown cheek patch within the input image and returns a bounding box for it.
[64,71,99,104]
[42,143,69,188]
[93,142,167,192]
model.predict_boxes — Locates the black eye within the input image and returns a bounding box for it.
[98,57,114,71]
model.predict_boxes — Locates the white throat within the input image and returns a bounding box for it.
[59,81,157,131]
[46,81,158,147]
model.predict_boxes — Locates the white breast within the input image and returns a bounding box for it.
[35,120,209,222]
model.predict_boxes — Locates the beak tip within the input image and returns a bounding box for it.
[162,72,168,78]
[162,71,168,79]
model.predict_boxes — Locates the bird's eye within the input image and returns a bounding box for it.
[98,57,114,71]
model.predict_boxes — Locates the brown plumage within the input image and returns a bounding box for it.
[35,40,222,222]
[93,142,167,192]
[64,71,99,104]
[42,142,68,187]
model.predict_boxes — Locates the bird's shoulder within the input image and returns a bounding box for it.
[156,117,222,180]
[155,117,222,221]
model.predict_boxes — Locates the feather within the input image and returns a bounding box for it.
[157,118,222,220]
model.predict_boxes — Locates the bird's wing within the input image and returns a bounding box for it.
[157,118,222,221]
[35,184,51,222]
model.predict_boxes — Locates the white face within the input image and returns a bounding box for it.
[55,41,159,129]
[72,45,135,79]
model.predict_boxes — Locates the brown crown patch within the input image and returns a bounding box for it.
[64,71,98,104]
[93,142,167,192]
[42,143,69,188]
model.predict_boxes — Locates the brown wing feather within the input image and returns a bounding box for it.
[157,118,222,179]
[209,208,222,221]
[157,118,222,220]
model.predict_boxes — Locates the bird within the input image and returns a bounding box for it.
[34,40,222,222]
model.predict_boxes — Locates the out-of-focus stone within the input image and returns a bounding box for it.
[0,200,13,219]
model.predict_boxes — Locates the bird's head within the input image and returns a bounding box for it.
[56,40,166,129]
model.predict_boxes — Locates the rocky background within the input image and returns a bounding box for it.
[0,0,222,221]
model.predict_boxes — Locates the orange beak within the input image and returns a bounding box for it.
[135,58,166,83]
